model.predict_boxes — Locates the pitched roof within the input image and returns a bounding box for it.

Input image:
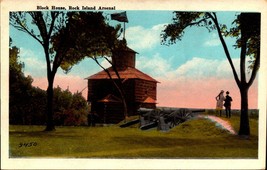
[98,94,122,103]
[120,46,138,54]
[86,67,159,82]
[143,96,157,104]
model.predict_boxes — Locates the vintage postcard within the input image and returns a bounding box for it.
[1,0,266,169]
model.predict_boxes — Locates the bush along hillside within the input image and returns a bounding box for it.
[53,87,89,126]
[9,43,89,126]
[10,84,89,126]
[10,82,89,126]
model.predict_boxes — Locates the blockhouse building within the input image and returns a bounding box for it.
[86,46,158,124]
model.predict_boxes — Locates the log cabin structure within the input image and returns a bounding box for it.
[86,46,158,124]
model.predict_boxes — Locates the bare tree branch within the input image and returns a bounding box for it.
[207,12,241,87]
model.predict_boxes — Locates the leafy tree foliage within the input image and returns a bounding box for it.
[10,11,120,130]
[54,12,129,121]
[10,11,69,130]
[9,41,88,126]
[161,12,260,136]
[53,87,89,126]
[9,41,46,125]
[51,12,122,72]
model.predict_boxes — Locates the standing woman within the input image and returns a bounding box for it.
[215,90,225,116]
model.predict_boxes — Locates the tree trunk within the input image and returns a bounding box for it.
[94,58,128,122]
[210,13,258,137]
[44,77,55,131]
[107,57,128,121]
[238,85,250,136]
[116,79,128,122]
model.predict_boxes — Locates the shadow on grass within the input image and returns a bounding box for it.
[112,134,255,148]
[9,131,83,138]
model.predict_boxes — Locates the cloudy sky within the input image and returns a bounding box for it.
[9,10,258,109]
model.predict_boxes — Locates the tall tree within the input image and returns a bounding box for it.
[10,11,124,130]
[9,39,31,124]
[161,12,260,136]
[55,12,129,121]
[10,12,69,131]
[9,38,47,125]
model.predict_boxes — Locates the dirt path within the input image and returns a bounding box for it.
[197,115,237,135]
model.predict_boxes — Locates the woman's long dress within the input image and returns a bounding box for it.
[216,93,225,110]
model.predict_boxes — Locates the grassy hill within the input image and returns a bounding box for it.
[9,112,258,158]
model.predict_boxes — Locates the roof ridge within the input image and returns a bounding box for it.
[85,67,159,82]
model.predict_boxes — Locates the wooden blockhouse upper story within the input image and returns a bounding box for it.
[86,46,158,124]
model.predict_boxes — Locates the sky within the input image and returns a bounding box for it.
[9,10,258,109]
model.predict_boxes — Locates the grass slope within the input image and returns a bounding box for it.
[9,113,258,158]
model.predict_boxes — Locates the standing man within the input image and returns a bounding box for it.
[224,91,233,118]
